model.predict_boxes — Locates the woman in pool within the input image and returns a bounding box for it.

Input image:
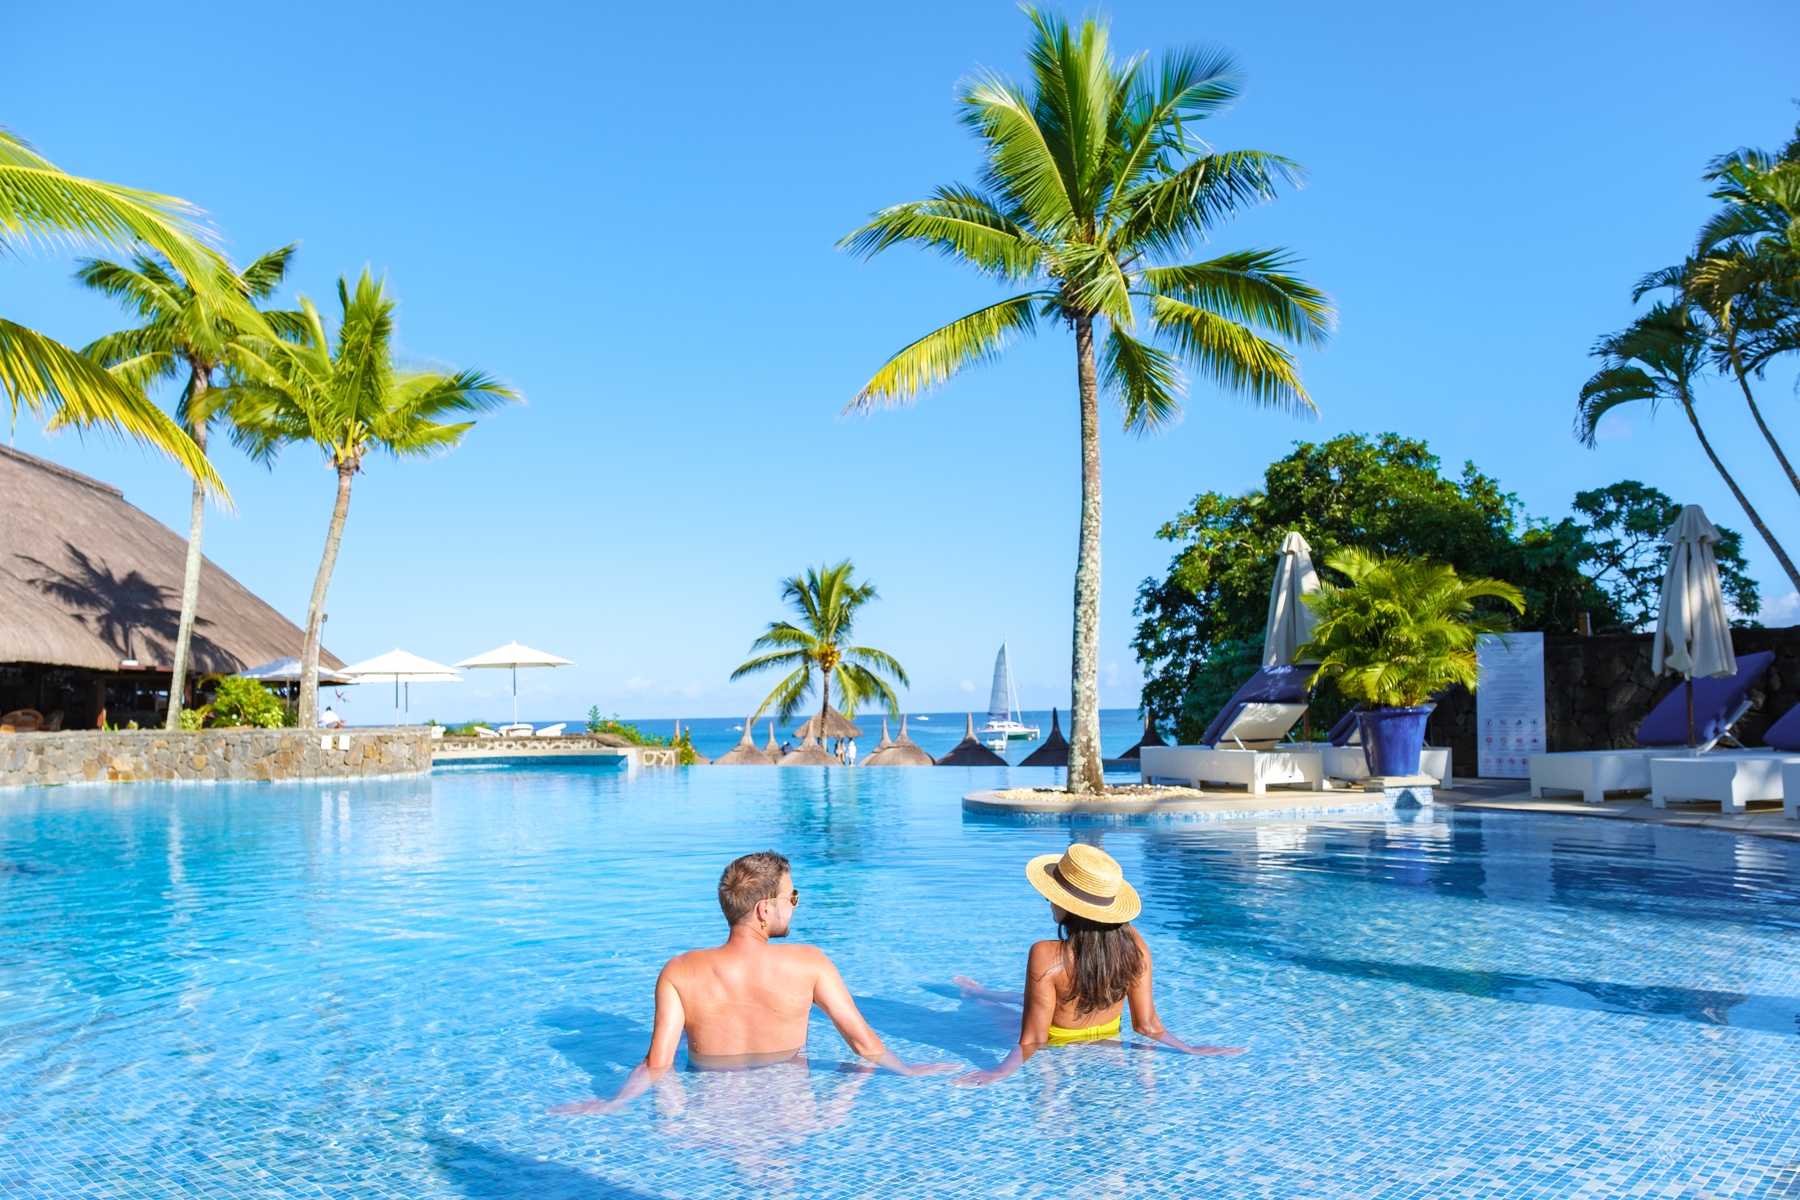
[952,844,1243,1086]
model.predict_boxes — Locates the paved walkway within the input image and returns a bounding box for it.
[1434,776,1800,842]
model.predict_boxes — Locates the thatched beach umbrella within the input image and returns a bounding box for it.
[763,721,781,758]
[864,714,934,766]
[859,718,897,766]
[715,716,775,765]
[793,706,863,741]
[1653,504,1738,747]
[778,735,838,766]
[1115,712,1168,761]
[1019,708,1071,767]
[935,713,1007,767]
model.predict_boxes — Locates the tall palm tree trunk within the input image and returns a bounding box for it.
[1068,315,1104,794]
[1681,397,1800,592]
[164,401,209,730]
[1727,339,1800,499]
[299,462,356,727]
[819,668,832,741]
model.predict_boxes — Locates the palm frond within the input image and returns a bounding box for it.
[846,294,1045,411]
[1102,325,1182,434]
[1111,150,1299,257]
[1139,249,1334,345]
[839,186,1042,280]
[1148,295,1314,415]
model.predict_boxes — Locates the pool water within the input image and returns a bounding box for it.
[3,767,1799,1199]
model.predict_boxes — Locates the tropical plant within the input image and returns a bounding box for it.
[1132,433,1613,740]
[842,10,1331,792]
[76,246,302,728]
[730,561,909,730]
[0,127,235,488]
[1294,549,1525,710]
[1572,482,1759,631]
[227,269,519,726]
[187,675,291,728]
[584,707,670,745]
[1576,301,1799,591]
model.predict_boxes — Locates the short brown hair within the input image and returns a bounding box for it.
[718,850,790,925]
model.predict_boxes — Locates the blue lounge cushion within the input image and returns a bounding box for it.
[1634,650,1774,746]
[1326,706,1362,746]
[1762,700,1800,752]
[1200,666,1310,747]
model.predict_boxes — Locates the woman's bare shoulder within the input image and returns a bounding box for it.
[1026,939,1063,972]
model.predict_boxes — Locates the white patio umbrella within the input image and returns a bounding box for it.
[1263,530,1321,668]
[1651,504,1737,748]
[454,641,574,724]
[339,648,461,725]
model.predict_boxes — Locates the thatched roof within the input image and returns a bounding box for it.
[715,717,775,765]
[794,706,862,740]
[864,713,933,766]
[1019,707,1070,767]
[935,712,1007,767]
[763,721,781,758]
[1116,712,1167,760]
[777,735,838,766]
[0,446,339,674]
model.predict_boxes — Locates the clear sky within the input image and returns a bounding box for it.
[4,0,1798,723]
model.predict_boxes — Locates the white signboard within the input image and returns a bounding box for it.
[1476,632,1545,778]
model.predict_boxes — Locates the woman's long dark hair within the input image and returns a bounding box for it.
[1056,913,1144,1016]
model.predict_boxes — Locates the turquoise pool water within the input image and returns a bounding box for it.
[3,766,1798,1198]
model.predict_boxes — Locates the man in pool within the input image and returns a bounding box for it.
[552,851,950,1114]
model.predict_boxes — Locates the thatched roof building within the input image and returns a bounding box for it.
[1019,708,1070,767]
[858,718,896,765]
[715,717,775,765]
[763,721,782,758]
[1115,712,1167,760]
[778,735,838,766]
[935,713,1007,767]
[794,706,862,741]
[863,714,933,766]
[0,447,339,727]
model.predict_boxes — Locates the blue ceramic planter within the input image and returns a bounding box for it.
[1357,706,1431,777]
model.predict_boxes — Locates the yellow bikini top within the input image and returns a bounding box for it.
[1045,1013,1121,1045]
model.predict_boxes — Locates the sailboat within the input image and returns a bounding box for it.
[978,639,1039,750]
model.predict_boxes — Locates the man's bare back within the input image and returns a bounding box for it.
[552,851,949,1114]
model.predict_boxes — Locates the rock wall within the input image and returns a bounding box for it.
[1427,627,1800,775]
[0,727,434,788]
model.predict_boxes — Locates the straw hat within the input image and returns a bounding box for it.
[1025,844,1141,923]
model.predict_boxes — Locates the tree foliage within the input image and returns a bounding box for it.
[1574,481,1758,631]
[731,561,909,726]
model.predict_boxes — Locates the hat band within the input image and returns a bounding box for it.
[1052,864,1118,908]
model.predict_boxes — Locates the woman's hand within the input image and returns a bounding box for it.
[950,1068,1006,1088]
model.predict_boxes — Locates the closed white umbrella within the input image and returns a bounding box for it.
[1263,530,1321,668]
[454,641,574,724]
[1651,505,1737,748]
[340,648,461,725]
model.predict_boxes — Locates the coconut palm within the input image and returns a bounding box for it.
[842,10,1331,792]
[227,269,518,725]
[76,246,301,728]
[1577,302,1799,592]
[731,561,909,730]
[1,127,235,489]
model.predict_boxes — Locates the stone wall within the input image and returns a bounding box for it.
[0,726,434,788]
[1427,626,1800,775]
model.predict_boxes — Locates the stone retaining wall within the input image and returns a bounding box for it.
[0,727,434,788]
[1427,626,1800,774]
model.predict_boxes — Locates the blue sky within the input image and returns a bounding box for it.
[4,0,1798,723]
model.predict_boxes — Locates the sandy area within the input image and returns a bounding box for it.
[988,783,1210,804]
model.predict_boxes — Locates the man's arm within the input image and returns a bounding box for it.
[811,951,954,1077]
[551,963,688,1115]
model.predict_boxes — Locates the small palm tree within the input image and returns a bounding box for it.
[1,127,237,489]
[1295,549,1524,709]
[1577,302,1799,592]
[842,10,1331,792]
[77,246,301,728]
[731,561,909,731]
[228,269,519,725]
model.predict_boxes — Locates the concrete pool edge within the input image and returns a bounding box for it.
[962,787,1400,821]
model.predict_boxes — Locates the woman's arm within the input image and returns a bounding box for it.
[954,944,1058,1086]
[1124,930,1245,1057]
[550,967,688,1114]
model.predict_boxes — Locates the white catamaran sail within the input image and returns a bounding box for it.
[979,640,1039,749]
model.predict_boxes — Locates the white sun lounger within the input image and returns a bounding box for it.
[1140,743,1324,794]
[498,723,534,737]
[473,725,499,739]
[1783,762,1800,821]
[533,723,566,737]
[1651,752,1800,814]
[1319,744,1452,785]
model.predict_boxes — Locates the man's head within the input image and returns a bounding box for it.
[718,850,796,936]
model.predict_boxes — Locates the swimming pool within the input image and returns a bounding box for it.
[3,766,1798,1198]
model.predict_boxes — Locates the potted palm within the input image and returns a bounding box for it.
[1294,549,1524,777]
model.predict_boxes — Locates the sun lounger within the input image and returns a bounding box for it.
[1141,667,1318,792]
[1649,701,1800,814]
[1528,651,1773,803]
[498,723,534,737]
[473,726,499,739]
[1,709,42,733]
[533,723,566,737]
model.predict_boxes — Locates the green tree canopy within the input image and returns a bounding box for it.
[1131,434,1743,741]
[1574,481,1758,630]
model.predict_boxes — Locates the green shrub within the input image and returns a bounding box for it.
[193,676,291,729]
[585,706,668,746]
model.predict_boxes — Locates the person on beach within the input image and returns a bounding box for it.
[553,851,950,1114]
[951,844,1245,1086]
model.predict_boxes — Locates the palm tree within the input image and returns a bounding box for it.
[731,561,909,733]
[1,127,236,489]
[841,10,1332,792]
[76,246,301,728]
[1577,302,1800,592]
[227,269,518,725]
